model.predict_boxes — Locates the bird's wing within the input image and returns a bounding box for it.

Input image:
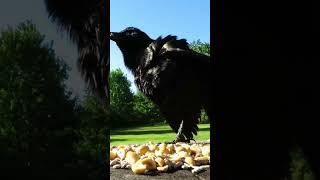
[152,46,212,139]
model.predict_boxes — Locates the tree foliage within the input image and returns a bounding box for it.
[75,93,108,159]
[0,21,79,177]
[189,39,210,56]
[109,68,135,126]
[133,91,165,123]
[109,69,134,113]
[72,92,108,179]
[189,40,210,124]
[108,68,166,127]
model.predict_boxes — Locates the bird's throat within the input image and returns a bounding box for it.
[121,49,141,71]
[118,38,153,71]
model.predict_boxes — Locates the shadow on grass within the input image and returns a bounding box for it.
[111,128,210,135]
[110,138,127,142]
[111,129,173,135]
[198,127,210,131]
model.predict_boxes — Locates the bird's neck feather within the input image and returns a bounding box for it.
[122,49,140,71]
[121,38,153,71]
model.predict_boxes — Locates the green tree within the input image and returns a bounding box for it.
[73,91,109,179]
[0,21,79,178]
[189,40,210,124]
[109,69,134,121]
[189,39,210,56]
[133,91,164,124]
[76,93,108,159]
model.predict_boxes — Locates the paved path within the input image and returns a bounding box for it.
[110,168,210,180]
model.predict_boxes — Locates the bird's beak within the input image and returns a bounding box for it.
[110,32,121,41]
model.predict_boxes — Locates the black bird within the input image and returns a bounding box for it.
[110,27,213,142]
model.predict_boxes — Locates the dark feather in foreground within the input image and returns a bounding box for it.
[110,27,213,140]
[44,0,108,100]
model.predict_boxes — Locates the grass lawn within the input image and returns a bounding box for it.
[110,123,210,146]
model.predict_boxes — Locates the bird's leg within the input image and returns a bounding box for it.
[174,120,189,143]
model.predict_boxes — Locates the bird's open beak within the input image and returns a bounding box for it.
[110,32,121,41]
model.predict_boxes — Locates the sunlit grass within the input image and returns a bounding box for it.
[110,123,210,146]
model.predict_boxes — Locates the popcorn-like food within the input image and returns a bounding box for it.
[110,151,117,160]
[146,151,156,160]
[110,158,120,166]
[131,158,157,174]
[166,144,175,153]
[131,163,148,174]
[177,151,188,158]
[111,148,118,155]
[202,145,210,156]
[157,165,169,172]
[138,158,157,170]
[158,143,170,154]
[195,156,210,161]
[185,156,196,166]
[195,156,210,166]
[148,144,158,152]
[169,153,184,163]
[125,151,139,165]
[155,157,165,167]
[180,144,191,153]
[117,148,128,160]
[136,145,149,156]
[175,146,187,153]
[110,141,210,174]
[190,144,201,154]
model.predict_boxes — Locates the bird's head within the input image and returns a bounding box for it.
[110,27,153,69]
[110,27,152,50]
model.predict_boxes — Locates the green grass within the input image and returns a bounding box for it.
[110,123,210,146]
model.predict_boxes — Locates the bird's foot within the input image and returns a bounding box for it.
[173,135,190,143]
[174,120,186,143]
[173,139,190,143]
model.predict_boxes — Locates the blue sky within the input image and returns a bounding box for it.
[110,0,210,93]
